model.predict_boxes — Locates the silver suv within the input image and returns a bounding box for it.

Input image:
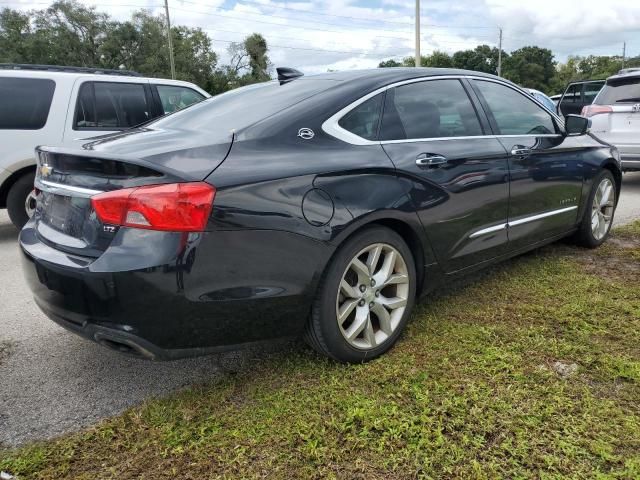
[583,69,640,171]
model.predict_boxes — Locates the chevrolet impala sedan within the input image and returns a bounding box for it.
[20,68,621,363]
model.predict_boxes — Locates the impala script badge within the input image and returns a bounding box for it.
[297,128,315,140]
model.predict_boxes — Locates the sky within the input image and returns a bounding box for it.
[4,0,640,73]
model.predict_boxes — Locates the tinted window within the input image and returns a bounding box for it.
[596,77,640,104]
[156,85,205,114]
[380,79,483,140]
[584,81,604,104]
[75,82,150,129]
[563,83,581,103]
[475,80,557,135]
[0,77,55,130]
[338,93,383,140]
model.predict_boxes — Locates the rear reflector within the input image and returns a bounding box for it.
[91,182,215,232]
[581,105,613,117]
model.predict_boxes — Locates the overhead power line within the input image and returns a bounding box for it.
[178,0,498,30]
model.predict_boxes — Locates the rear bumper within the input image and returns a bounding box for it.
[20,222,329,359]
[620,154,640,171]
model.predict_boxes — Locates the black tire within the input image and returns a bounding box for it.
[574,169,616,248]
[6,172,36,230]
[304,226,416,363]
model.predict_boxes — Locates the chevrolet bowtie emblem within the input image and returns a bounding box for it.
[40,164,53,177]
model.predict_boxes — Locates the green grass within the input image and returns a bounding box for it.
[2,223,640,479]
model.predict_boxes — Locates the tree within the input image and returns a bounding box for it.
[452,45,505,74]
[503,46,555,92]
[378,59,402,68]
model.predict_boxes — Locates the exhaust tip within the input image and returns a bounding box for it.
[94,333,155,360]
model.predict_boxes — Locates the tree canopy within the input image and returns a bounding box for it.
[0,0,270,94]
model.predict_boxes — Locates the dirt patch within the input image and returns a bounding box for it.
[0,341,12,366]
[606,237,640,249]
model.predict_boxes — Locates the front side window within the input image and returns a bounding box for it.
[474,80,558,135]
[0,77,56,130]
[338,93,383,140]
[75,82,150,129]
[564,83,582,103]
[156,85,205,114]
[379,79,483,141]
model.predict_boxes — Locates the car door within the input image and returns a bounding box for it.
[558,83,582,117]
[471,79,585,250]
[65,79,155,142]
[380,78,511,273]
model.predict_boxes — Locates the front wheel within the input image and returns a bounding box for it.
[305,226,416,363]
[574,169,616,248]
[6,172,36,230]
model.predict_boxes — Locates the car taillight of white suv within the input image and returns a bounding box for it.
[583,69,640,171]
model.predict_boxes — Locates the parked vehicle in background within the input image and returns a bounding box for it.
[583,69,640,171]
[557,79,605,117]
[527,88,556,112]
[550,93,562,106]
[19,67,621,364]
[0,64,209,229]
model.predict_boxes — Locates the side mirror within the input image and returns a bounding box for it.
[565,114,590,136]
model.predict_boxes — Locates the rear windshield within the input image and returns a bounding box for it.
[595,77,640,104]
[0,77,56,129]
[150,79,338,132]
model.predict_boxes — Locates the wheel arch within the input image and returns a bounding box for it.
[0,165,36,209]
[601,159,622,204]
[328,213,431,298]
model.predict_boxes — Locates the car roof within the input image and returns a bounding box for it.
[607,69,640,82]
[301,67,499,83]
[0,68,208,92]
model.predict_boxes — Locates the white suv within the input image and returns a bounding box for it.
[582,68,640,172]
[0,64,210,228]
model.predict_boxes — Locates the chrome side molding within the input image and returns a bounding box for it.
[470,206,578,239]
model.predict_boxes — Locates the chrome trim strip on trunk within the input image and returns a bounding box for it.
[37,179,103,197]
[469,206,578,239]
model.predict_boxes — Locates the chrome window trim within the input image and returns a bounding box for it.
[469,206,579,239]
[36,179,103,197]
[322,74,565,146]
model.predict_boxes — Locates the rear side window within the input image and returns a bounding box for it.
[75,82,150,129]
[379,79,483,141]
[0,77,55,130]
[338,93,383,140]
[156,85,205,114]
[474,80,558,135]
[596,77,640,105]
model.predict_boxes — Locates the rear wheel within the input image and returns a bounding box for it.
[6,172,36,230]
[574,170,616,248]
[305,226,416,363]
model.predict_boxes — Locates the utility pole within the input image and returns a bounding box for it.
[164,0,176,80]
[622,41,626,69]
[497,27,503,76]
[415,0,420,67]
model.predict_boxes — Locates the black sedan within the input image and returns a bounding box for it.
[20,67,621,363]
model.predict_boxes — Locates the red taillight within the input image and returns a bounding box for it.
[581,105,612,118]
[91,182,215,232]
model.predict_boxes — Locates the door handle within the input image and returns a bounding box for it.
[511,146,531,158]
[416,153,447,167]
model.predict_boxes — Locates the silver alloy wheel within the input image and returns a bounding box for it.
[591,177,614,241]
[336,243,409,350]
[24,190,37,218]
